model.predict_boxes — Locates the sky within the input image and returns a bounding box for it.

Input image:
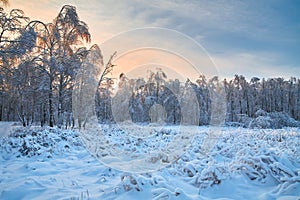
[5,0,300,80]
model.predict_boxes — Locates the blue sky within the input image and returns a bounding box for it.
[7,0,300,80]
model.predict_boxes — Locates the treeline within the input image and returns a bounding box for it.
[1,5,299,128]
[97,71,300,128]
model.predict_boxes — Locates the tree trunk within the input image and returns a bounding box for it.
[58,75,64,128]
[49,78,54,127]
[41,104,46,127]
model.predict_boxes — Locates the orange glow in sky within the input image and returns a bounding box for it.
[6,0,300,80]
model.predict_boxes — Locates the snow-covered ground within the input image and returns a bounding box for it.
[0,122,17,138]
[0,124,299,199]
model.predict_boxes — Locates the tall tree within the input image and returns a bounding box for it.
[26,5,91,127]
[0,7,34,122]
[73,44,102,129]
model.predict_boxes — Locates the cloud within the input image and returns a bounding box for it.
[211,52,300,80]
[7,0,300,79]
[99,27,218,81]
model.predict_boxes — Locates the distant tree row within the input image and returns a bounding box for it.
[224,75,300,123]
[97,71,300,128]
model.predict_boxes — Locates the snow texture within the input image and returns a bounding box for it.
[1,125,300,199]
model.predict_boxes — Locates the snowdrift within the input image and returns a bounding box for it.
[1,126,299,199]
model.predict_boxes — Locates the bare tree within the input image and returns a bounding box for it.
[25,5,91,127]
[73,44,103,129]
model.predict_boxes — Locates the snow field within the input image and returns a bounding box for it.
[0,126,299,199]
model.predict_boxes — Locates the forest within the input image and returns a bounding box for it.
[1,5,299,128]
[1,2,300,199]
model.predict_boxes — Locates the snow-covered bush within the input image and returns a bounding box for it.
[252,112,299,128]
[250,115,272,128]
[0,127,82,159]
[255,109,269,117]
[269,112,300,128]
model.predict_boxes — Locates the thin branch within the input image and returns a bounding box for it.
[98,51,117,87]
